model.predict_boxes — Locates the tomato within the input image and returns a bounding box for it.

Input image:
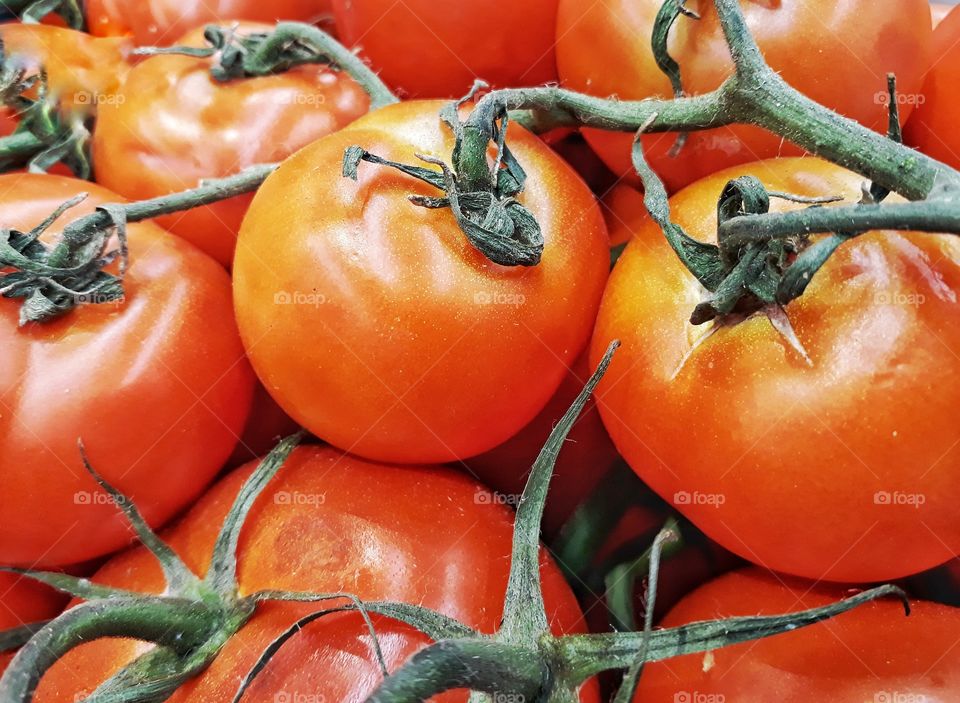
[34,445,599,702]
[591,157,960,583]
[91,22,369,268]
[601,183,648,249]
[0,24,131,137]
[226,380,302,468]
[84,0,332,46]
[556,0,933,191]
[931,2,953,26]
[331,0,560,98]
[0,573,66,675]
[233,100,609,464]
[635,568,960,702]
[0,174,254,568]
[904,6,960,171]
[465,353,620,537]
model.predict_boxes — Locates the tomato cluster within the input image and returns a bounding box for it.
[0,1,958,701]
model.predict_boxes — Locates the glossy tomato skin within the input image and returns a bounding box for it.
[332,0,559,98]
[591,158,960,583]
[0,174,254,568]
[556,0,932,191]
[635,568,960,702]
[0,573,66,675]
[234,100,609,464]
[904,7,960,170]
[92,23,369,268]
[0,24,131,136]
[84,0,331,46]
[35,445,599,702]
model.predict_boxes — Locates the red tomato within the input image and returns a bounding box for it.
[0,174,254,568]
[635,568,960,702]
[34,445,599,702]
[591,157,960,582]
[465,353,620,537]
[904,6,960,170]
[233,100,609,464]
[331,0,560,98]
[92,22,369,267]
[556,0,932,191]
[0,24,131,137]
[84,0,332,46]
[226,380,301,468]
[0,573,66,675]
[601,184,648,249]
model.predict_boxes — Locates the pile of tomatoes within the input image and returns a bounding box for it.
[0,0,959,701]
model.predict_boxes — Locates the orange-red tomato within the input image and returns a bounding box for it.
[591,157,960,582]
[0,174,254,568]
[331,0,560,98]
[0,24,131,137]
[226,380,301,468]
[635,569,960,702]
[92,22,369,267]
[233,100,609,464]
[556,0,932,191]
[904,6,960,170]
[0,573,66,675]
[84,0,332,46]
[35,445,599,702]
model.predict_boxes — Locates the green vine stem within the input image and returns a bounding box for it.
[135,21,398,110]
[0,0,84,28]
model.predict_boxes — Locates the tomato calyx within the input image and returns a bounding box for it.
[1,0,84,29]
[0,53,91,178]
[135,21,398,110]
[343,85,545,267]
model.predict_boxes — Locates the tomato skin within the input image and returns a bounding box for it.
[635,568,960,702]
[556,0,932,191]
[84,0,332,46]
[34,445,598,702]
[331,0,559,98]
[0,24,131,137]
[0,573,66,675]
[0,174,254,568]
[234,100,609,464]
[591,157,960,583]
[92,23,369,268]
[904,7,960,170]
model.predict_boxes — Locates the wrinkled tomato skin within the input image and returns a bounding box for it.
[0,174,254,568]
[332,0,559,98]
[34,446,599,703]
[904,7,960,170]
[84,0,332,46]
[0,24,131,136]
[233,100,609,464]
[556,0,932,191]
[0,573,67,675]
[591,158,960,583]
[92,23,370,268]
[635,569,960,702]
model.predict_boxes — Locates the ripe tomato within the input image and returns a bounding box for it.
[635,568,960,702]
[0,174,254,568]
[556,0,932,191]
[233,100,609,464]
[0,24,131,137]
[331,0,560,98]
[92,22,369,267]
[84,0,332,46]
[0,573,66,675]
[591,157,960,583]
[226,381,301,468]
[35,445,598,702]
[904,6,960,170]
[465,353,620,537]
